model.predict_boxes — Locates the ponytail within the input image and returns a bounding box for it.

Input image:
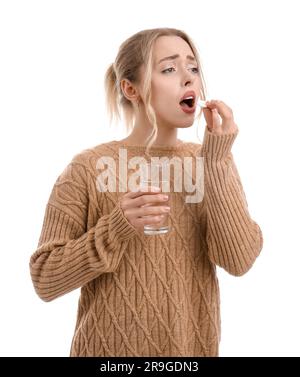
[104,63,120,126]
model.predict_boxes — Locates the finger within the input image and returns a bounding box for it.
[125,193,169,210]
[124,185,161,199]
[211,108,222,133]
[202,108,213,131]
[202,107,221,132]
[206,100,234,122]
[135,204,170,217]
[135,214,166,228]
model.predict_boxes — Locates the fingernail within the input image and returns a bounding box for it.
[163,195,169,200]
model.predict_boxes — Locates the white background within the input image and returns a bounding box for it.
[1,0,299,356]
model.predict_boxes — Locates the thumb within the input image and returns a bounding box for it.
[211,108,222,132]
[202,108,213,131]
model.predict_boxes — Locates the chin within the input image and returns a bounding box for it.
[176,120,194,129]
[157,115,195,129]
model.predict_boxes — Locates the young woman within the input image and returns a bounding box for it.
[29,28,263,357]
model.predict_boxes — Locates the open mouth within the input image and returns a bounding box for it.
[179,97,195,109]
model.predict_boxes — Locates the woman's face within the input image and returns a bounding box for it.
[142,35,201,129]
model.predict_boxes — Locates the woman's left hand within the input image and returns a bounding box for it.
[202,99,239,135]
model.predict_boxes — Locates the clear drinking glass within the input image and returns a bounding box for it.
[140,161,171,235]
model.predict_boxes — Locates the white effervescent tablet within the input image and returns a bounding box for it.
[197,99,208,108]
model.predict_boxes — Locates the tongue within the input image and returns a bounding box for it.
[180,101,190,109]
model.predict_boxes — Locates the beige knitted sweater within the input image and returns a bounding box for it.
[29,128,263,357]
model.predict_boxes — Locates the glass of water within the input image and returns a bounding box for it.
[140,161,171,235]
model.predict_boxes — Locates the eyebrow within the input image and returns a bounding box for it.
[157,54,196,65]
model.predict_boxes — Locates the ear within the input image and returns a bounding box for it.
[120,79,140,103]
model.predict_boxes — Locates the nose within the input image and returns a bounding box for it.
[181,70,194,87]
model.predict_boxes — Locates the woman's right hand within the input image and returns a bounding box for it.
[120,186,170,232]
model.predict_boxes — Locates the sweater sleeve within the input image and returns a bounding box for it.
[201,128,263,276]
[29,158,138,302]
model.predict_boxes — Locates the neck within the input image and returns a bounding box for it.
[121,109,179,147]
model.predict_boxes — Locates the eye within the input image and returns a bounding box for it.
[162,67,175,74]
[162,67,199,74]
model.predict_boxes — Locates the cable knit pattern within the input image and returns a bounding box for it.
[29,129,263,356]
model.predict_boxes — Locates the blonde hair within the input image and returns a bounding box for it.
[104,27,208,152]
